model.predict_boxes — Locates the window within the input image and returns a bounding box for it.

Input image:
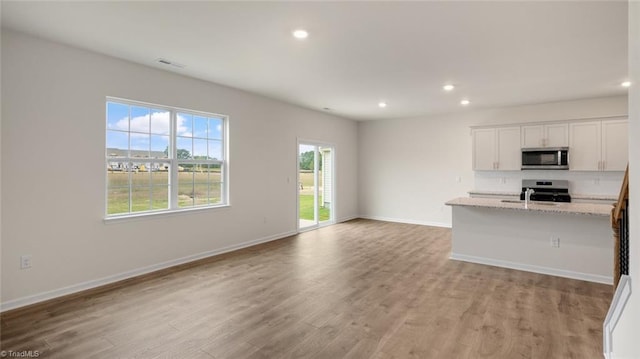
[106,98,227,217]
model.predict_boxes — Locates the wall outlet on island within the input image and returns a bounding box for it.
[550,236,560,248]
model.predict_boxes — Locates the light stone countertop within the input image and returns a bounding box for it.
[468,190,617,201]
[446,197,613,217]
[571,193,618,201]
[468,190,520,196]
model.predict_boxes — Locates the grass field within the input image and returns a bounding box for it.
[107,170,221,215]
[108,170,330,221]
[299,194,331,221]
[298,171,330,221]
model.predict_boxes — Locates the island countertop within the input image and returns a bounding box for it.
[446,197,612,217]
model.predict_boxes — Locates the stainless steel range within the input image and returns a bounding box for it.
[519,179,571,202]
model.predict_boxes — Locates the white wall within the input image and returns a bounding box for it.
[0,30,358,309]
[358,96,627,227]
[611,1,640,357]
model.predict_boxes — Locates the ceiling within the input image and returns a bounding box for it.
[0,1,629,121]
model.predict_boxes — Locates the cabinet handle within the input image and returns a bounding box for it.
[602,161,605,171]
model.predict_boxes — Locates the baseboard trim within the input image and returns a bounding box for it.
[450,252,613,285]
[337,216,360,223]
[0,230,297,313]
[359,215,451,228]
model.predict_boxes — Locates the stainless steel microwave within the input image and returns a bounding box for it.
[521,147,569,170]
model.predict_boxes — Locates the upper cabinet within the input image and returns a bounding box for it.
[569,119,628,171]
[521,123,568,148]
[472,126,521,171]
[472,118,627,172]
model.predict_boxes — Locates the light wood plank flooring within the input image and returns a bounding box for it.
[1,219,612,358]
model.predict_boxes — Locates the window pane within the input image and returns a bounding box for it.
[151,186,169,211]
[130,134,150,158]
[106,131,128,157]
[208,118,223,139]
[150,108,170,135]
[107,166,129,187]
[208,140,222,160]
[107,102,129,131]
[107,186,130,215]
[194,116,208,138]
[193,138,207,158]
[209,182,222,204]
[209,164,222,183]
[130,161,152,213]
[176,137,192,159]
[177,113,193,137]
[178,169,194,208]
[150,135,169,159]
[194,182,209,206]
[131,186,151,212]
[130,106,150,133]
[152,165,169,184]
[106,99,228,217]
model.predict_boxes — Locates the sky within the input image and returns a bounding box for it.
[106,102,223,160]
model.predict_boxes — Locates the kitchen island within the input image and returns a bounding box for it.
[446,197,614,284]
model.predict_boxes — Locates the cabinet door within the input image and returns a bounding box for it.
[545,123,569,147]
[569,121,601,171]
[521,125,544,148]
[602,120,628,171]
[472,128,496,170]
[496,127,521,170]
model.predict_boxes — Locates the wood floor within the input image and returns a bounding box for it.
[1,219,612,358]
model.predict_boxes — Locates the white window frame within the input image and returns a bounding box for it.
[105,97,229,219]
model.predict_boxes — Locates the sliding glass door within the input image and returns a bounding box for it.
[298,142,334,230]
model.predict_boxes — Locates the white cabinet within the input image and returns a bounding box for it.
[521,123,568,148]
[472,126,521,171]
[602,120,629,171]
[569,119,627,171]
[472,128,496,170]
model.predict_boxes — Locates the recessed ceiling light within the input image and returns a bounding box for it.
[443,84,455,91]
[460,99,470,106]
[292,29,309,39]
[621,81,631,88]
[378,102,387,108]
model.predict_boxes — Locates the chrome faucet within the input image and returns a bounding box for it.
[525,188,535,209]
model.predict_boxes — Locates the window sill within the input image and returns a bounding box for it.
[103,204,231,224]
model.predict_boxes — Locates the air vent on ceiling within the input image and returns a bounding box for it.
[156,58,185,69]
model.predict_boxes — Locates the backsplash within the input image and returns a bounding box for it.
[474,170,625,196]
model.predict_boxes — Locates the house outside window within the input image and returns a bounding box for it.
[106,98,228,217]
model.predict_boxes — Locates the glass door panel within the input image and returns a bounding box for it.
[298,143,334,230]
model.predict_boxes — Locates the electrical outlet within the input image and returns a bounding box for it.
[20,255,32,269]
[550,237,560,248]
